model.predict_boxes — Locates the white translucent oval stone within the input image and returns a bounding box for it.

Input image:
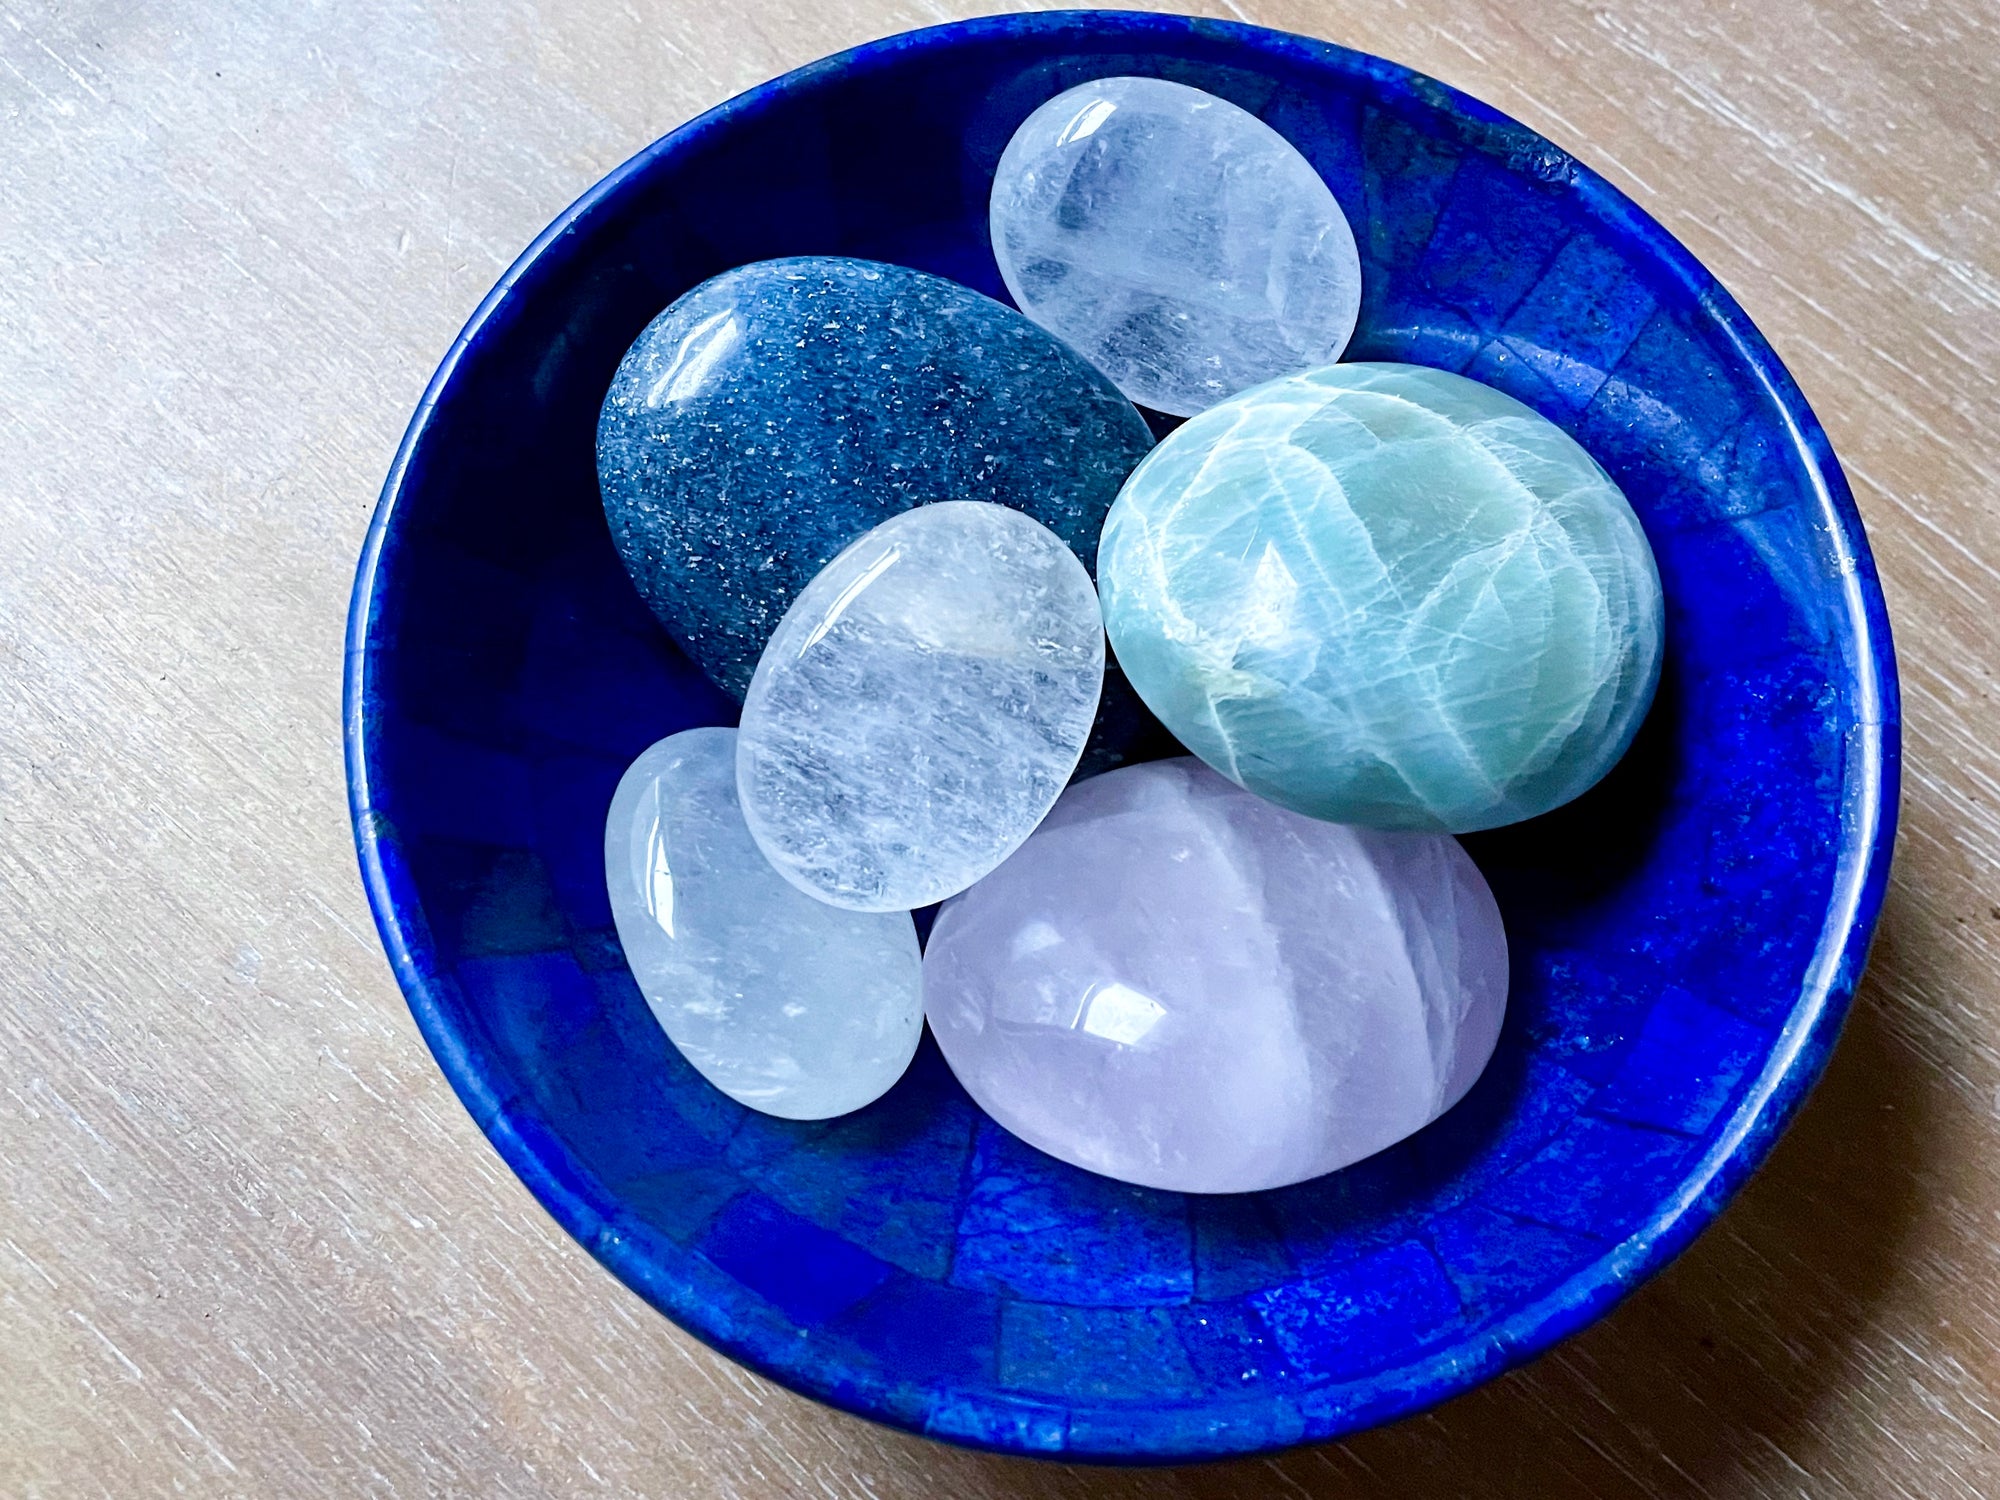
[925,758,1508,1193]
[991,75,1362,417]
[605,726,922,1119]
[737,501,1105,912]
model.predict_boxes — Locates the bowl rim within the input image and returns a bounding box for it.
[343,8,1902,1464]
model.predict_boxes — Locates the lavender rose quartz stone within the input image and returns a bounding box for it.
[923,758,1508,1193]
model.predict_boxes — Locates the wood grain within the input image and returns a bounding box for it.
[2,1,1994,1495]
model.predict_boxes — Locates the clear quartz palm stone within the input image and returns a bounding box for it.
[1098,362,1664,833]
[991,75,1362,417]
[924,758,1508,1193]
[736,501,1105,911]
[605,726,922,1120]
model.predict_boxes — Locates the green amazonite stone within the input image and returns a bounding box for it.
[1098,363,1664,833]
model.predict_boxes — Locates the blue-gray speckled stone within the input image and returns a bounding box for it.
[597,256,1154,698]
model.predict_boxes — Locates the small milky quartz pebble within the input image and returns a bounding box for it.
[605,726,922,1120]
[924,758,1508,1193]
[1099,362,1665,833]
[736,501,1104,912]
[990,75,1362,416]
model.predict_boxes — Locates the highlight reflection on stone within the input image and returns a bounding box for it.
[991,76,1361,417]
[924,758,1508,1193]
[1099,362,1665,833]
[605,727,922,1119]
[737,501,1104,912]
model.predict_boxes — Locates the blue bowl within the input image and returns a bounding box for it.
[345,10,1899,1463]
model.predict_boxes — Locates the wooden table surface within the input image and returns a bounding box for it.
[4,1,1996,1494]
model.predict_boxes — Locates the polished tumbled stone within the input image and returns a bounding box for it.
[737,501,1103,912]
[605,726,922,1119]
[1099,362,1665,833]
[991,76,1361,418]
[597,255,1152,697]
[925,758,1509,1193]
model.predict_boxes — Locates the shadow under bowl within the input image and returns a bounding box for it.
[343,9,1899,1465]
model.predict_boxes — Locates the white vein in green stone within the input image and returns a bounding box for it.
[1099,363,1665,832]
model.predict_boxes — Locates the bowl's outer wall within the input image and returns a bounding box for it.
[345,10,1899,1463]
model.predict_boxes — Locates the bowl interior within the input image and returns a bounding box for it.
[347,11,1897,1462]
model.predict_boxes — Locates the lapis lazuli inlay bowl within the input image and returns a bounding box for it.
[344,10,1899,1463]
